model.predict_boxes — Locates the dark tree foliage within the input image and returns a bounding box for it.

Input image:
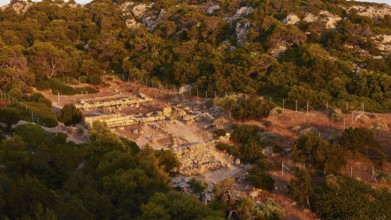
[188,177,208,195]
[288,169,313,208]
[155,149,181,176]
[246,165,275,190]
[58,104,83,126]
[0,107,21,129]
[0,123,222,219]
[215,142,240,156]
[30,93,52,108]
[341,127,385,165]
[291,133,346,174]
[312,175,391,220]
[231,125,265,162]
[232,96,276,120]
[140,191,224,220]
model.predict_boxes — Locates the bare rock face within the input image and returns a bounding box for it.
[269,44,288,58]
[319,11,341,29]
[1,1,32,14]
[177,143,229,175]
[132,4,149,17]
[301,11,341,29]
[223,7,254,46]
[206,5,220,15]
[373,35,391,54]
[303,13,318,23]
[349,5,391,19]
[142,9,166,31]
[283,13,300,25]
[235,20,251,46]
[125,19,141,29]
[119,2,134,16]
[226,6,254,23]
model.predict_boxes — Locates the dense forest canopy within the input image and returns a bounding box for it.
[0,0,391,112]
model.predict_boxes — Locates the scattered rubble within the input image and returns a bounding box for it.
[177,142,230,175]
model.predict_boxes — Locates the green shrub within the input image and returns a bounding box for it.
[58,76,79,85]
[240,139,265,162]
[36,79,98,95]
[232,96,275,120]
[155,149,181,175]
[7,88,23,100]
[30,93,52,108]
[87,74,102,85]
[213,129,226,138]
[232,125,263,144]
[232,125,265,162]
[291,133,346,174]
[215,143,239,156]
[17,102,58,127]
[0,107,22,129]
[341,127,385,166]
[312,175,391,219]
[246,168,275,190]
[79,76,88,83]
[58,104,83,126]
[253,198,285,220]
[188,177,208,194]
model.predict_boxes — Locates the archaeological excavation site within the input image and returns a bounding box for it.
[44,78,244,188]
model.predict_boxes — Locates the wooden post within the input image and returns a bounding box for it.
[306,102,309,114]
[295,100,298,112]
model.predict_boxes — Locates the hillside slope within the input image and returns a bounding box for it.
[0,0,391,112]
